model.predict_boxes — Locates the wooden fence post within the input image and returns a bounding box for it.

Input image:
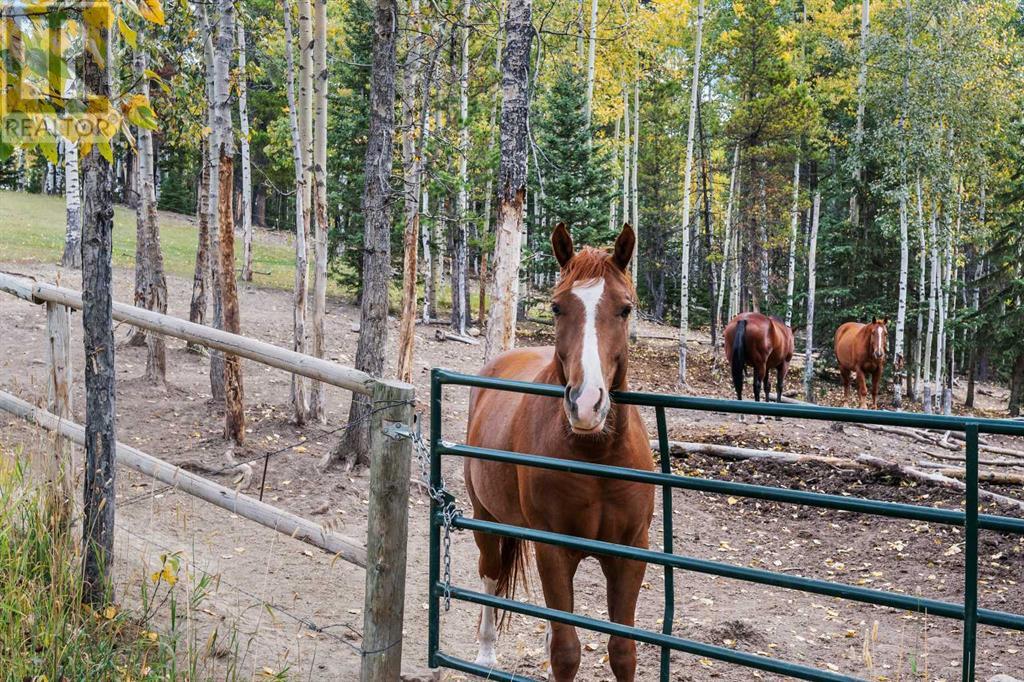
[44,301,73,528]
[360,379,415,682]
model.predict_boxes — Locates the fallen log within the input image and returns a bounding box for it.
[850,423,961,450]
[856,454,1024,511]
[434,329,480,345]
[915,450,1024,468]
[650,439,860,468]
[913,462,1024,485]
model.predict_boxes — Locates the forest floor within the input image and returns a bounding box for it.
[0,225,1022,681]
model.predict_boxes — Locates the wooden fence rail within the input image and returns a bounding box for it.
[0,272,414,682]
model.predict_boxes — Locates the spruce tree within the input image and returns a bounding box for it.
[536,64,614,248]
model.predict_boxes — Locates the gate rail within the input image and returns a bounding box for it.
[428,368,1024,682]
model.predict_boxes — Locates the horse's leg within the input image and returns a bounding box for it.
[534,544,582,681]
[871,368,882,409]
[840,368,851,406]
[598,556,647,681]
[754,362,768,422]
[774,362,788,420]
[856,369,868,410]
[470,507,503,667]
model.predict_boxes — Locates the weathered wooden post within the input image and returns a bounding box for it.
[360,378,415,682]
[44,300,73,528]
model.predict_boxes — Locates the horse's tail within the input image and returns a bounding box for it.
[731,319,747,399]
[495,536,530,631]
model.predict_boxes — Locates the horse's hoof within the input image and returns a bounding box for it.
[474,652,497,668]
[756,415,766,424]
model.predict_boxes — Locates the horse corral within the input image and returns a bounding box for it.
[1,261,1023,681]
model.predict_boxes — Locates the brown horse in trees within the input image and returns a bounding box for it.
[723,312,795,405]
[835,318,889,409]
[465,223,654,681]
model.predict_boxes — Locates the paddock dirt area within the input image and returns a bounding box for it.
[1,259,1021,682]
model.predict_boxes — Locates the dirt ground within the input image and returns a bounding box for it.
[0,258,1022,682]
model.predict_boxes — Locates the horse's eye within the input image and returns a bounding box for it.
[620,305,633,318]
[551,303,561,316]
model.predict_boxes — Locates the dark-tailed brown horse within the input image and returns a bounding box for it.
[723,312,795,406]
[835,318,889,409]
[465,223,654,681]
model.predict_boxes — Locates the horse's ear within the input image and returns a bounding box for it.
[551,223,574,268]
[612,223,635,271]
[883,317,890,326]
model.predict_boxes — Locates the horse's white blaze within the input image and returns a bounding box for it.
[875,326,884,356]
[475,577,498,667]
[571,279,607,427]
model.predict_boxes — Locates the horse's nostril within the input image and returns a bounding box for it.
[594,388,605,412]
[564,384,572,403]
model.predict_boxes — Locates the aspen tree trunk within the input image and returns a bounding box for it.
[729,225,741,320]
[803,190,820,402]
[483,0,533,362]
[309,0,330,422]
[135,51,167,384]
[421,183,433,323]
[335,0,400,466]
[913,175,925,400]
[784,158,799,327]
[584,0,598,127]
[479,26,501,327]
[283,0,309,425]
[213,0,244,445]
[238,20,254,282]
[756,176,769,309]
[893,187,909,408]
[61,143,82,268]
[621,89,630,239]
[452,0,471,336]
[697,96,716,346]
[81,19,116,607]
[189,144,210,333]
[716,145,739,339]
[677,0,703,385]
[923,212,938,412]
[630,80,639,339]
[849,0,869,230]
[937,194,955,406]
[396,0,426,382]
[608,114,620,233]
[203,4,226,401]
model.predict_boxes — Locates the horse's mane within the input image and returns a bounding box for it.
[552,247,635,299]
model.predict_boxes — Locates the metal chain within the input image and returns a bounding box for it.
[407,414,461,611]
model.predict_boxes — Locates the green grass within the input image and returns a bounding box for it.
[0,452,237,681]
[0,189,317,294]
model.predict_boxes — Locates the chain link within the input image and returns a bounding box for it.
[408,414,461,612]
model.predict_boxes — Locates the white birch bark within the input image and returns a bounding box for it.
[483,0,532,361]
[238,20,254,282]
[715,144,739,339]
[677,0,703,385]
[849,0,869,229]
[914,175,926,401]
[630,80,639,339]
[893,185,909,408]
[283,0,309,424]
[621,89,630,236]
[584,0,598,127]
[923,211,938,411]
[308,0,329,422]
[803,190,820,402]
[421,183,433,323]
[608,114,620,233]
[453,0,470,336]
[784,158,799,327]
[61,142,82,268]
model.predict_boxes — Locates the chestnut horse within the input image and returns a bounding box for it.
[723,312,795,404]
[835,318,889,409]
[465,224,654,681]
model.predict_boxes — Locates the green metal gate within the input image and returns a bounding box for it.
[428,368,1024,681]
